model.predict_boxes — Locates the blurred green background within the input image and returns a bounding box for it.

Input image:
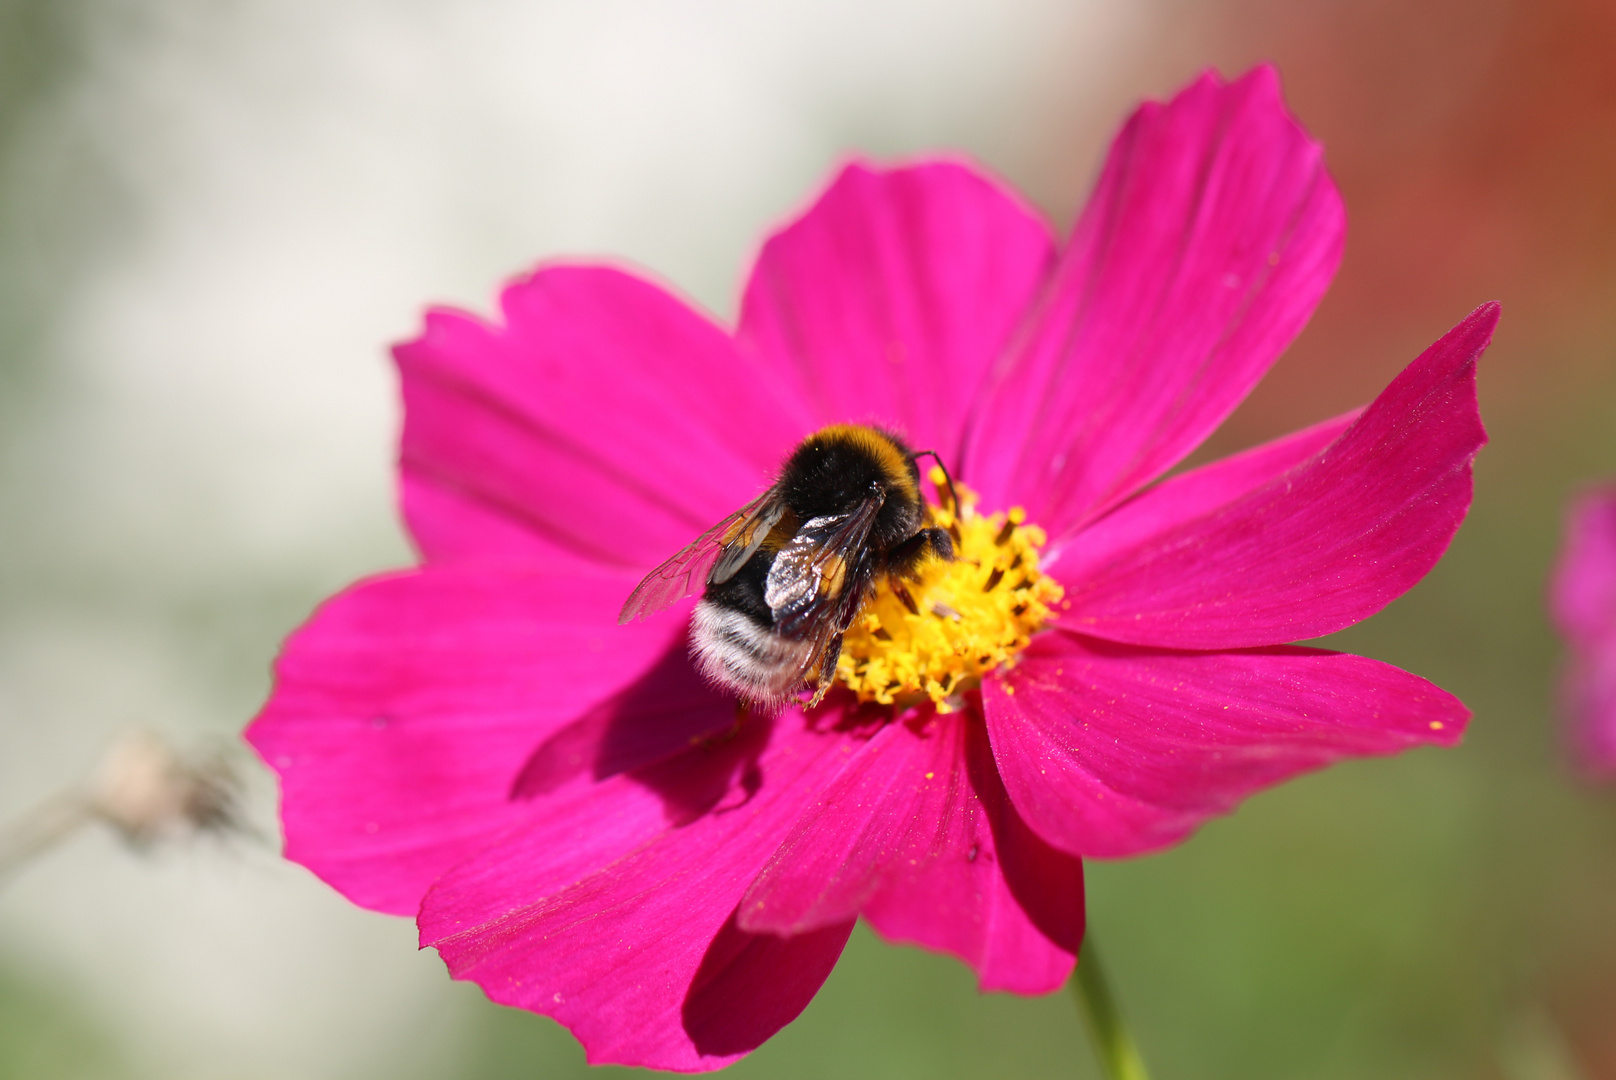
[3,1,1615,1078]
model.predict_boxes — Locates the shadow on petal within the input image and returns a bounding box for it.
[510,628,738,801]
[964,715,1085,960]
[632,712,773,828]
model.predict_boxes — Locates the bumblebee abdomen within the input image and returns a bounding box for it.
[690,599,816,704]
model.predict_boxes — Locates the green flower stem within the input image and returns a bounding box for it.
[1072,934,1153,1080]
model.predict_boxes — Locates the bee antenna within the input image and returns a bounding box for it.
[911,450,962,533]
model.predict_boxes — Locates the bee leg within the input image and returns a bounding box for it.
[911,449,964,544]
[806,635,843,708]
[889,527,956,581]
[694,701,750,748]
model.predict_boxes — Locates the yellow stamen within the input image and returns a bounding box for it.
[836,468,1062,712]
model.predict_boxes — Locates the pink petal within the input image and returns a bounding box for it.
[396,265,813,571]
[245,566,722,915]
[859,719,1084,994]
[1552,487,1616,641]
[1057,303,1496,649]
[1563,647,1616,776]
[739,712,1082,994]
[983,631,1471,858]
[737,160,1055,459]
[1550,486,1616,774]
[1053,408,1360,581]
[961,66,1344,538]
[418,714,860,1072]
[507,630,739,799]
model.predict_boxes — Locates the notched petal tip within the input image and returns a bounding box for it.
[984,634,1473,859]
[1228,62,1285,110]
[394,262,803,570]
[963,62,1347,535]
[738,153,1056,464]
[1058,302,1495,650]
[247,567,684,916]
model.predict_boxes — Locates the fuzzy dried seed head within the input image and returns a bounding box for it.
[88,730,243,846]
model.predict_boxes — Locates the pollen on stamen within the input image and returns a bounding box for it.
[836,468,1063,712]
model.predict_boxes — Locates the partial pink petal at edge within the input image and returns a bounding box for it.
[1551,486,1616,642]
[1562,644,1616,777]
[1551,486,1616,774]
[1058,302,1496,650]
[984,631,1470,858]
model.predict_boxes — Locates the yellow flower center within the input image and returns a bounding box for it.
[836,468,1062,712]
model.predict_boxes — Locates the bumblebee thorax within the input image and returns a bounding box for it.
[780,424,923,542]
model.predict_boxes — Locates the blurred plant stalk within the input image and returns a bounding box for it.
[1073,934,1152,1080]
[0,729,243,884]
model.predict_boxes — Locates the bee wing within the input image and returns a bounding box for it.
[764,490,885,639]
[708,497,788,586]
[617,492,786,624]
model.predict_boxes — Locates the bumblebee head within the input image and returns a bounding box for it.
[781,424,920,517]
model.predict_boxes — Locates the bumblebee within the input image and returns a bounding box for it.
[618,424,956,706]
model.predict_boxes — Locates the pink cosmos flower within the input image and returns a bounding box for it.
[1551,486,1616,773]
[248,66,1495,1071]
